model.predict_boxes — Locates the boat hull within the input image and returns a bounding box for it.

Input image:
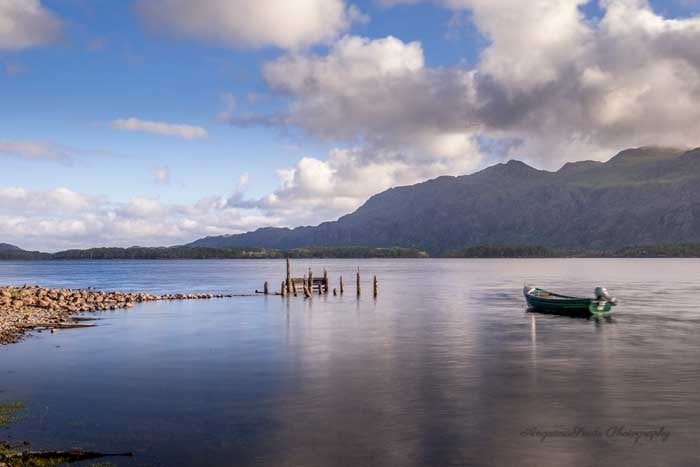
[524,287,613,315]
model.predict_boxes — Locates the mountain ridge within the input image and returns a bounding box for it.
[189,146,700,254]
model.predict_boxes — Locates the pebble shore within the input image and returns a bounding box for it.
[0,285,238,345]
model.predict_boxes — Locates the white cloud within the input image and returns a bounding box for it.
[261,34,483,162]
[135,0,367,50]
[151,165,171,185]
[0,0,61,50]
[238,173,250,189]
[0,140,71,162]
[0,186,277,251]
[450,0,591,92]
[465,0,700,166]
[0,187,92,213]
[221,34,488,223]
[121,197,167,219]
[238,1,700,169]
[111,118,208,140]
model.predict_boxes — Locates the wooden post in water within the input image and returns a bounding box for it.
[303,284,312,298]
[308,268,313,292]
[356,268,361,297]
[263,281,269,295]
[286,258,291,294]
[323,269,329,294]
[333,288,337,296]
[373,275,378,298]
[292,279,298,296]
[281,281,286,297]
[340,276,344,295]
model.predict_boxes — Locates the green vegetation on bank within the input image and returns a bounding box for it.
[0,401,24,427]
[610,244,700,257]
[0,250,50,261]
[6,243,700,260]
[446,244,559,258]
[1,401,125,465]
[447,243,700,258]
[0,246,428,260]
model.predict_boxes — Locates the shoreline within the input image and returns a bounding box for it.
[0,285,243,345]
[7,243,700,260]
[3,256,700,262]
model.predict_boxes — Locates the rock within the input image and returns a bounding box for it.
[1,284,237,344]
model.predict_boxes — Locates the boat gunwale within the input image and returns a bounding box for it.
[524,287,593,303]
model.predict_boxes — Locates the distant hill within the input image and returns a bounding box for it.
[0,244,50,260]
[189,147,700,255]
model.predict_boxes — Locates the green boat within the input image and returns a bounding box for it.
[524,286,617,315]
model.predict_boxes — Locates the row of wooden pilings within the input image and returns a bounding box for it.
[260,258,378,298]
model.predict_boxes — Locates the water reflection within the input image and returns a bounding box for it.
[0,259,699,466]
[527,307,616,324]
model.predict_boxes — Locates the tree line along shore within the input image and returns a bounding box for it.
[4,244,700,260]
[445,244,700,258]
[0,246,428,260]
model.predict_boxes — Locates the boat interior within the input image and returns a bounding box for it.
[526,287,583,300]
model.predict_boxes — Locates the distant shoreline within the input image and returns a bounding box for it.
[0,246,429,261]
[4,244,700,260]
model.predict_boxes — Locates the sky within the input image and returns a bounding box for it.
[1,0,700,251]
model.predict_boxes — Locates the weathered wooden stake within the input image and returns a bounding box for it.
[263,281,269,295]
[373,275,378,298]
[292,279,298,296]
[286,257,291,294]
[333,288,337,296]
[303,285,312,298]
[281,281,286,297]
[323,269,329,294]
[356,268,361,297]
[340,276,344,295]
[308,269,313,291]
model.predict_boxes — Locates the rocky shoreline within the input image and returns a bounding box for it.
[0,285,241,345]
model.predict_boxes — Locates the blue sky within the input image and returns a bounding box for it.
[1,0,482,202]
[1,0,700,250]
[0,0,491,200]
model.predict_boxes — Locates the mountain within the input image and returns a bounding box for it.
[0,244,50,260]
[189,147,700,255]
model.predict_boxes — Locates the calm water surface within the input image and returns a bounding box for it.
[0,259,699,466]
